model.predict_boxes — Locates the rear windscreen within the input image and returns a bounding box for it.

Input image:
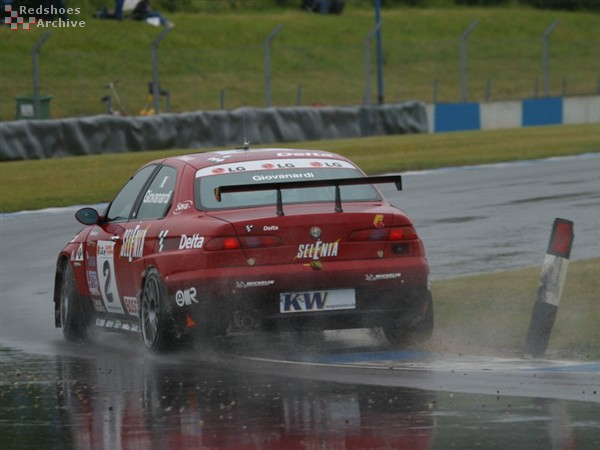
[195,159,381,210]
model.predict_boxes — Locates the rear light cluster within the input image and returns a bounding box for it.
[348,226,418,242]
[204,226,422,255]
[205,235,282,251]
[349,225,423,256]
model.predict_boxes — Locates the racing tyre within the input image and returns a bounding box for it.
[140,269,183,352]
[59,262,90,342]
[383,295,433,347]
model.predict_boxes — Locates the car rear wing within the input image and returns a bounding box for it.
[214,175,402,216]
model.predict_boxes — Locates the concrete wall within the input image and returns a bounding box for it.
[480,101,522,130]
[427,95,599,133]
[564,96,600,125]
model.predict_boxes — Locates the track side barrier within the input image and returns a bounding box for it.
[0,102,427,161]
[524,218,574,358]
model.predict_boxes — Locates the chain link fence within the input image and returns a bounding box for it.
[2,36,599,121]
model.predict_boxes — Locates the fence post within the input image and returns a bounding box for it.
[374,0,384,104]
[460,20,478,103]
[151,23,174,114]
[543,20,559,98]
[363,22,382,105]
[32,31,51,119]
[264,24,283,108]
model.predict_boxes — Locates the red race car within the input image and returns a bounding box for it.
[54,148,432,351]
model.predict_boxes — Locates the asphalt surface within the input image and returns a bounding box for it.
[382,152,600,279]
[1,153,599,449]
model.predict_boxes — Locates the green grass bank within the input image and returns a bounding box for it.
[432,258,600,360]
[1,6,599,120]
[1,123,598,213]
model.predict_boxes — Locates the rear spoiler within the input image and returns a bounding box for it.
[214,175,402,216]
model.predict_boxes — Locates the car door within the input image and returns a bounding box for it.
[85,164,158,317]
[115,164,178,301]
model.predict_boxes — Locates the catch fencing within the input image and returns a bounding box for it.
[2,36,599,121]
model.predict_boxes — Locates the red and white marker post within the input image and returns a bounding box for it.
[524,218,574,358]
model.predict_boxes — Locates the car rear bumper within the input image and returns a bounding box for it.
[163,257,430,333]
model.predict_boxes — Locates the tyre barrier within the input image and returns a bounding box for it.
[0,102,427,161]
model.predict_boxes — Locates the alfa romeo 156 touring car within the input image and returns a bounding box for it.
[54,147,433,351]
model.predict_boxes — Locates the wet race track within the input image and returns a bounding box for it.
[1,154,599,449]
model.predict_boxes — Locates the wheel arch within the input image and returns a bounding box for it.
[138,264,182,351]
[139,264,158,295]
[138,264,161,319]
[54,253,95,331]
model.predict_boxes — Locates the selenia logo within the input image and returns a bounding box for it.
[4,5,85,30]
[121,225,148,262]
[296,240,339,260]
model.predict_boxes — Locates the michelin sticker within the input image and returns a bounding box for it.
[235,280,275,289]
[365,273,402,282]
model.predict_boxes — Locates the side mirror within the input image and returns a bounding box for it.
[75,207,100,226]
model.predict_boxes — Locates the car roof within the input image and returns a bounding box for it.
[156,148,352,171]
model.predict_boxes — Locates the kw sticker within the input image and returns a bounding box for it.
[280,289,355,313]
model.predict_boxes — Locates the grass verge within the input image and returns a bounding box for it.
[431,258,600,360]
[1,7,599,119]
[1,123,599,212]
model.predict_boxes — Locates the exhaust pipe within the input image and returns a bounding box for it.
[233,310,262,331]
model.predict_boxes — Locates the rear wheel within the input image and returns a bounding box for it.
[383,295,433,347]
[59,262,90,342]
[140,269,186,352]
